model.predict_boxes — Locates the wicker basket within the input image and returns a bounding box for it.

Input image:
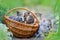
[4,8,40,37]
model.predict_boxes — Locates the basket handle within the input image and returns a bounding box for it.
[5,7,29,16]
[5,7,40,24]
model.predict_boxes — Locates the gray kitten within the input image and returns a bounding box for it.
[24,11,34,24]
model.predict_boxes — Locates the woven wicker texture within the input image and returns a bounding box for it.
[4,8,40,37]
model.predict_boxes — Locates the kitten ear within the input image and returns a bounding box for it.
[17,11,19,14]
[17,11,23,16]
[27,10,31,14]
[17,11,20,16]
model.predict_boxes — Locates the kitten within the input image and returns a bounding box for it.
[34,18,52,38]
[9,11,24,22]
[24,11,34,24]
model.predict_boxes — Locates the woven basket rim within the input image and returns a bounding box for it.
[4,16,39,27]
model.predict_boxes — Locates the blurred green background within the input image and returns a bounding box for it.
[0,0,60,40]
